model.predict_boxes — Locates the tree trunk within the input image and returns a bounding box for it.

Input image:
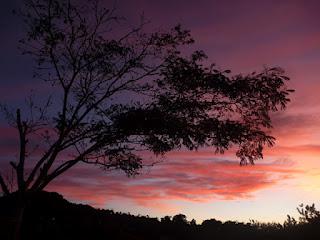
[12,192,26,240]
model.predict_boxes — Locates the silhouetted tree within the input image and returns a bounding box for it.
[172,214,188,224]
[0,0,294,196]
[297,204,320,224]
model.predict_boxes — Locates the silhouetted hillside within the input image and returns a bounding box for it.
[1,191,320,240]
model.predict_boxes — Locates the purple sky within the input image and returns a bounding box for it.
[1,0,320,223]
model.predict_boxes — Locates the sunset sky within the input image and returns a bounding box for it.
[1,0,320,223]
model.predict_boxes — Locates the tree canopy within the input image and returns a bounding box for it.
[0,0,293,195]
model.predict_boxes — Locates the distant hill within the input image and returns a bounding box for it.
[0,191,320,240]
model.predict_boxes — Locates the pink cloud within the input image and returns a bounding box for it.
[46,157,300,209]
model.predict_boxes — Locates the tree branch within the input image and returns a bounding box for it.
[34,142,101,191]
[0,173,10,195]
[16,109,27,191]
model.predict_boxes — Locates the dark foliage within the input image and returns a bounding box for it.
[0,0,293,196]
[1,191,319,240]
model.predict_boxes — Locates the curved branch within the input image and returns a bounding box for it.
[0,173,10,195]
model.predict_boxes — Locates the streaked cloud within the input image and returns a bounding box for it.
[47,157,300,208]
